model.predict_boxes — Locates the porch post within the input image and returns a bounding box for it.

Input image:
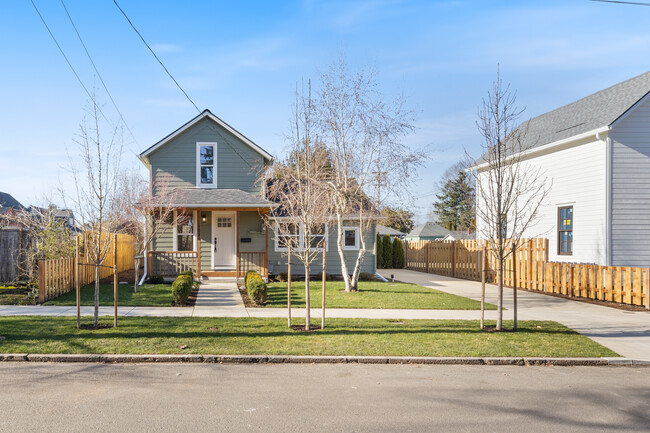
[236,211,240,277]
[196,209,202,281]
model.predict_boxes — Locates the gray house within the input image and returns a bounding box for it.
[138,110,376,279]
[404,222,452,242]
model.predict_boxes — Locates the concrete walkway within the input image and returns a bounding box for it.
[380,269,650,361]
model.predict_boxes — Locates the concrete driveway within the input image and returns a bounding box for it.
[380,269,650,361]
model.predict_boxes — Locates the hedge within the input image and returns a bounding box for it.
[171,274,193,305]
[246,271,267,305]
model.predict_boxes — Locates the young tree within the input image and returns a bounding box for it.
[432,169,475,231]
[469,70,550,331]
[380,207,414,234]
[63,101,124,328]
[266,81,332,330]
[317,58,422,291]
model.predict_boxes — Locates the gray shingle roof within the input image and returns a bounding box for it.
[376,224,405,236]
[476,71,650,164]
[0,192,24,215]
[406,222,451,238]
[154,188,277,208]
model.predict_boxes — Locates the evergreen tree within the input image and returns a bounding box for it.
[381,235,392,268]
[432,170,475,231]
[376,233,384,268]
[380,207,415,234]
[392,238,405,268]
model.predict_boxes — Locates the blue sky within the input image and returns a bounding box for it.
[1,0,649,223]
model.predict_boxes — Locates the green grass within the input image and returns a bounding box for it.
[0,316,616,357]
[43,283,174,307]
[265,280,496,310]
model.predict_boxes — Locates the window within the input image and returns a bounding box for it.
[558,206,573,255]
[197,143,216,187]
[216,217,232,228]
[343,226,360,250]
[175,211,195,252]
[274,222,328,252]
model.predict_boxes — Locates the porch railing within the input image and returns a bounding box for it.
[147,251,198,277]
[238,251,268,277]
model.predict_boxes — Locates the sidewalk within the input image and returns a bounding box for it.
[380,269,650,361]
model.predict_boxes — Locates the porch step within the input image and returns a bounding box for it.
[202,271,237,278]
[202,277,239,283]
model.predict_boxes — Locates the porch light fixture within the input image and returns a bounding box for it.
[202,213,207,223]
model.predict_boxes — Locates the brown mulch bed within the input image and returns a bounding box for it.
[185,284,200,307]
[238,284,264,308]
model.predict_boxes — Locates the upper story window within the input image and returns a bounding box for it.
[343,226,360,250]
[197,142,216,187]
[558,206,573,255]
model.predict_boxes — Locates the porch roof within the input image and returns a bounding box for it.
[148,188,278,209]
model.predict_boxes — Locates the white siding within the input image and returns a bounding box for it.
[609,96,650,267]
[476,138,607,265]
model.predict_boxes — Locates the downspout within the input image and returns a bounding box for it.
[138,219,148,286]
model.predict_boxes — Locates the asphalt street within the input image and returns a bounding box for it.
[0,363,648,432]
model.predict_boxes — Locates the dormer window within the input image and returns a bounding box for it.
[197,142,217,187]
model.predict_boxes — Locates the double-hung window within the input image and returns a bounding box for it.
[197,142,216,187]
[175,211,195,252]
[274,222,328,252]
[558,206,573,255]
[307,223,327,251]
[343,226,360,250]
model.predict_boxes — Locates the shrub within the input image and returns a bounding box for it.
[311,271,333,281]
[147,275,164,284]
[358,272,376,281]
[179,270,194,278]
[246,271,267,305]
[275,272,288,282]
[381,235,392,268]
[376,233,384,268]
[171,274,193,305]
[393,238,405,268]
[244,270,257,286]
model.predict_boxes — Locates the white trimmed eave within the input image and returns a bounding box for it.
[469,125,611,172]
[139,110,274,164]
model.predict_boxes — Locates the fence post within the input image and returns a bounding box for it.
[451,241,456,278]
[425,242,430,274]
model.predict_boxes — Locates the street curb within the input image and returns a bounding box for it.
[0,353,648,366]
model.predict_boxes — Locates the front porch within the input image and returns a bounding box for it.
[147,206,270,280]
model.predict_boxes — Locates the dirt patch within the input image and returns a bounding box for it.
[79,323,114,331]
[238,284,264,308]
[290,324,322,332]
[482,325,514,332]
[184,284,200,307]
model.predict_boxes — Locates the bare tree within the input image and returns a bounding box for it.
[63,101,124,328]
[469,69,550,331]
[113,169,182,292]
[317,58,421,291]
[266,81,332,330]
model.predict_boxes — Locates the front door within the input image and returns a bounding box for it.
[211,212,236,270]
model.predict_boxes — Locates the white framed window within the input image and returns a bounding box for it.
[196,142,216,187]
[343,226,360,250]
[274,222,328,252]
[173,210,196,252]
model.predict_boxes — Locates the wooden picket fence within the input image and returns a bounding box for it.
[404,238,650,309]
[38,233,136,303]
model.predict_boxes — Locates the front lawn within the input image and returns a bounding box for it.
[0,284,35,305]
[43,283,173,307]
[265,280,496,310]
[0,316,616,357]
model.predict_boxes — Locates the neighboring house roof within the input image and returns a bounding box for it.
[406,222,452,239]
[139,109,274,163]
[442,230,475,241]
[377,224,405,236]
[0,192,24,215]
[148,188,278,209]
[475,71,650,165]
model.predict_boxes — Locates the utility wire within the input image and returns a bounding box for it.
[29,0,116,129]
[112,0,201,114]
[590,0,650,5]
[59,0,138,147]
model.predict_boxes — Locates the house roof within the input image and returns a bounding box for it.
[146,188,278,209]
[443,230,475,241]
[0,192,24,215]
[377,224,405,236]
[406,222,452,238]
[475,71,650,164]
[139,109,273,163]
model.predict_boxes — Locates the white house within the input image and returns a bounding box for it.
[475,71,650,267]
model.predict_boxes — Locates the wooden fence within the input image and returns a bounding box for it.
[38,233,136,303]
[404,238,650,309]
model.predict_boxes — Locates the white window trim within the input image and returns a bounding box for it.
[173,210,197,253]
[274,222,328,252]
[196,142,217,188]
[343,226,360,251]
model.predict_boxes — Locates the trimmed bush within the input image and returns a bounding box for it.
[179,270,194,278]
[358,272,376,281]
[311,271,333,281]
[147,275,164,284]
[246,271,267,305]
[244,270,257,286]
[171,274,193,305]
[275,272,288,282]
[381,235,392,269]
[393,238,405,268]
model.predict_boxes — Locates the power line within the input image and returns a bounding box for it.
[112,0,201,114]
[59,0,138,146]
[29,0,116,128]
[590,0,650,5]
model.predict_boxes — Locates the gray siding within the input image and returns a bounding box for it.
[238,211,266,252]
[610,96,650,266]
[149,117,266,195]
[268,222,376,276]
